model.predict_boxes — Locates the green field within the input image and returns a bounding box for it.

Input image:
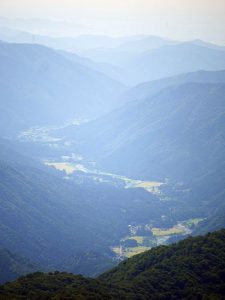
[45,161,164,195]
[113,235,157,258]
[124,246,151,258]
[152,226,185,236]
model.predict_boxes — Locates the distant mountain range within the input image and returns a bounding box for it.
[0,41,125,137]
[123,69,225,102]
[123,43,225,84]
[57,69,225,228]
[58,40,225,85]
[0,30,225,294]
[60,70,225,176]
[1,229,225,299]
[0,27,178,51]
[1,27,225,85]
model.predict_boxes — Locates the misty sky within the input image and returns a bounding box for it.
[0,0,225,43]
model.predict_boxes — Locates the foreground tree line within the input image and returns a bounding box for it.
[1,229,225,299]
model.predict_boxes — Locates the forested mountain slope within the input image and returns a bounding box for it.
[55,77,225,222]
[0,41,124,137]
[123,69,225,103]
[100,229,225,299]
[0,140,166,272]
[194,212,225,236]
[64,82,225,184]
[0,248,41,284]
[1,230,225,299]
[126,43,225,84]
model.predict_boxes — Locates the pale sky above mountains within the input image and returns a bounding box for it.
[0,0,224,43]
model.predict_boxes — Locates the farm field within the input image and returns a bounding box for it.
[45,161,163,194]
[112,219,198,258]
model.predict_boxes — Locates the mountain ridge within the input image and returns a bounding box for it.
[1,229,225,299]
[0,41,125,137]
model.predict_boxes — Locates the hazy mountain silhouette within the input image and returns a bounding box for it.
[0,41,125,136]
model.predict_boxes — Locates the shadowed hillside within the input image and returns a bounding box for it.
[0,41,125,136]
[1,230,225,299]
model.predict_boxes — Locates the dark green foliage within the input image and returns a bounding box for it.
[100,229,225,299]
[1,230,225,299]
[0,272,128,300]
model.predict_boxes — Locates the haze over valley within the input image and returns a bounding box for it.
[0,1,225,298]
